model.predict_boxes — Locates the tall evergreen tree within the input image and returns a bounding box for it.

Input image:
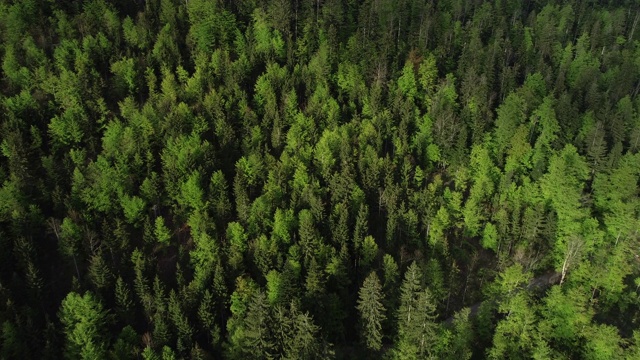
[357,271,386,352]
[59,291,110,360]
[393,261,438,359]
[243,291,274,359]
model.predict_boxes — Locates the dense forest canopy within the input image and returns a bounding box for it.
[1,0,640,358]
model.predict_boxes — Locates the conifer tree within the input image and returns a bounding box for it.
[394,261,438,359]
[357,271,386,352]
[243,291,274,359]
[59,291,110,360]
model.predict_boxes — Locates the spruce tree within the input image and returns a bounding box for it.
[243,291,275,359]
[394,261,438,359]
[59,291,110,360]
[357,271,386,352]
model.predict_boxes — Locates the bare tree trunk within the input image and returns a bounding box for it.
[560,237,582,285]
[295,0,298,40]
[426,222,431,243]
[49,217,82,279]
[397,17,401,48]
[72,255,81,281]
[560,255,569,285]
[629,10,639,43]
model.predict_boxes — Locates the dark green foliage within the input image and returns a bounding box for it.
[393,262,438,359]
[357,271,386,352]
[0,1,639,359]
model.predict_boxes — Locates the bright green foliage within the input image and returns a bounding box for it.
[488,266,540,358]
[482,222,498,251]
[418,54,438,104]
[540,145,590,273]
[227,222,248,271]
[59,291,109,359]
[48,105,85,146]
[266,270,283,305]
[121,195,145,224]
[154,217,171,244]
[1,1,639,358]
[398,62,418,101]
[361,235,379,268]
[111,57,137,94]
[79,156,129,214]
[251,9,285,61]
[593,153,640,242]
[489,292,538,359]
[122,16,144,49]
[271,208,295,245]
[429,73,459,154]
[179,171,204,211]
[538,286,591,347]
[627,331,640,360]
[337,61,366,105]
[315,128,341,180]
[189,215,220,285]
[226,277,258,355]
[494,264,532,297]
[504,124,533,173]
[227,221,247,250]
[463,143,498,236]
[429,206,451,248]
[493,93,526,160]
[236,154,264,187]
[3,44,31,88]
[141,344,177,360]
[582,324,624,360]
[161,134,211,198]
[142,346,159,360]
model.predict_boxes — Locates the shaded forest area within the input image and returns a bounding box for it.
[1,0,640,358]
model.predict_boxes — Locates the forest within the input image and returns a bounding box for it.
[0,0,640,358]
